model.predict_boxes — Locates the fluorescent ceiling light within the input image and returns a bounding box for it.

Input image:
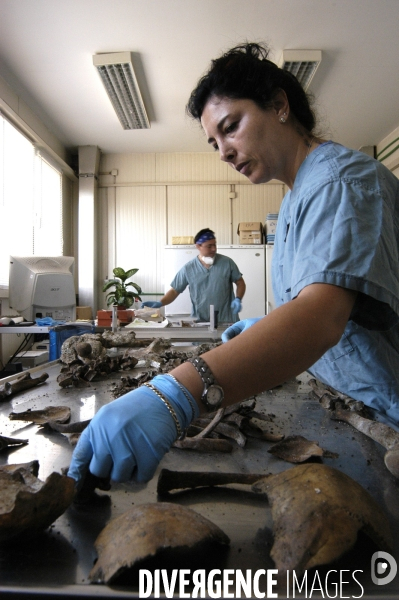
[279,50,322,90]
[93,52,150,130]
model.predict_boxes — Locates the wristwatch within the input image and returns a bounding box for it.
[188,356,224,411]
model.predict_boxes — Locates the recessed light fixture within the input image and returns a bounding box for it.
[279,49,322,90]
[93,52,150,130]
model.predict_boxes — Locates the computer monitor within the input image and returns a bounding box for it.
[9,256,76,322]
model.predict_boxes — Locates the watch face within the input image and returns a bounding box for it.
[205,385,224,406]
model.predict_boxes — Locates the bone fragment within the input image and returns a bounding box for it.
[57,373,75,387]
[0,467,75,541]
[309,378,365,412]
[73,471,111,506]
[245,410,273,423]
[240,420,284,442]
[123,337,172,359]
[332,405,399,478]
[223,412,248,428]
[172,438,233,453]
[0,434,29,450]
[89,502,230,584]
[76,342,93,359]
[193,418,247,447]
[8,405,71,425]
[157,469,265,496]
[252,463,392,574]
[66,433,82,446]
[101,330,151,348]
[0,372,49,401]
[192,408,225,439]
[45,418,91,433]
[206,398,256,418]
[185,424,220,438]
[268,435,338,463]
[213,422,247,447]
[0,460,39,476]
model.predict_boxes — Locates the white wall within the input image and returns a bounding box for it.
[98,152,285,306]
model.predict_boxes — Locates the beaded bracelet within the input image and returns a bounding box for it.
[143,382,183,439]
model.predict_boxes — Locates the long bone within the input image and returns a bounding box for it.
[331,404,399,478]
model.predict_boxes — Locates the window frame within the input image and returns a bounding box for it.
[0,113,64,291]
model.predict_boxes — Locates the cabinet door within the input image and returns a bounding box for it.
[233,184,284,243]
[167,185,231,244]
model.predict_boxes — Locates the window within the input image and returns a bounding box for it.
[0,114,63,287]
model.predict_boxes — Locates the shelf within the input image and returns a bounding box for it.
[0,326,50,334]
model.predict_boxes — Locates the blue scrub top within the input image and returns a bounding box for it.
[272,141,399,423]
[171,253,242,323]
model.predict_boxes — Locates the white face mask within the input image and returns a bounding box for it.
[201,256,214,265]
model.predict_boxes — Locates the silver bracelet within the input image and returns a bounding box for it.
[143,382,183,439]
[166,373,196,421]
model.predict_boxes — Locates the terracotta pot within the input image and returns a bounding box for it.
[97,309,134,325]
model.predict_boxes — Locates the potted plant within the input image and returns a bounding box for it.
[102,267,142,309]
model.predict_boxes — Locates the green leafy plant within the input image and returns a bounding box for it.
[102,267,142,308]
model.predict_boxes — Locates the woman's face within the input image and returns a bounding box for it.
[201,96,286,185]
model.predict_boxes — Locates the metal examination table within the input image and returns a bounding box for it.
[0,358,399,599]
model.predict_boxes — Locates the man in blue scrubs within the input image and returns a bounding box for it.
[143,228,246,323]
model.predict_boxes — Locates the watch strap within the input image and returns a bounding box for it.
[188,356,219,387]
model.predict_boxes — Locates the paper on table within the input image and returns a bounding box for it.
[125,318,169,328]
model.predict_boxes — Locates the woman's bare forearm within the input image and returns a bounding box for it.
[172,283,357,407]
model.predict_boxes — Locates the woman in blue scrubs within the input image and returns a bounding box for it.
[69,42,399,486]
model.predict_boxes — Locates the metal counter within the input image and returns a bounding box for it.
[0,361,398,598]
[98,323,226,341]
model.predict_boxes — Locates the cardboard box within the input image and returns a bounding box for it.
[237,222,264,244]
[171,236,194,245]
[76,306,93,320]
[97,309,134,326]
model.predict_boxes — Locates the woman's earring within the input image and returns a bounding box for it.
[279,116,286,123]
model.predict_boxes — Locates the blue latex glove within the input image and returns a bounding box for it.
[141,301,162,308]
[36,317,65,325]
[67,375,199,485]
[221,317,263,343]
[230,297,242,314]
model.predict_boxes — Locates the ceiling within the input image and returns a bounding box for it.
[1,0,399,159]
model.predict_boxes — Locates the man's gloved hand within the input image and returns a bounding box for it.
[221,317,263,343]
[67,375,199,486]
[230,297,242,314]
[141,301,162,308]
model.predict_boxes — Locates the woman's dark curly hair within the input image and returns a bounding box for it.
[186,42,316,132]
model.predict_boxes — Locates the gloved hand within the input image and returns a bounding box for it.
[141,301,162,308]
[67,374,199,486]
[230,297,242,314]
[221,317,263,343]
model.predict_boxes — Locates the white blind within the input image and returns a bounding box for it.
[0,115,63,287]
